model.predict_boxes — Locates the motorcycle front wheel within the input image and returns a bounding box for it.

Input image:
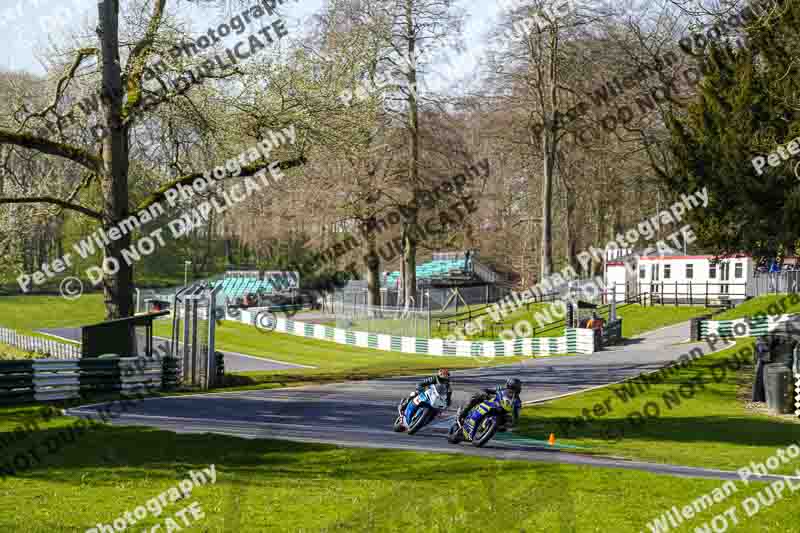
[406,407,430,435]
[472,415,498,448]
[447,422,464,444]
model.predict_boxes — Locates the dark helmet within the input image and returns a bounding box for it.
[505,378,522,395]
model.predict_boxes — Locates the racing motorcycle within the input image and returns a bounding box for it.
[393,383,449,435]
[447,389,515,448]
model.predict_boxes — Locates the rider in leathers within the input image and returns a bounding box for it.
[401,368,453,412]
[458,378,522,429]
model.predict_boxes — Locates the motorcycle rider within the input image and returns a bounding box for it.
[457,378,522,428]
[401,368,453,413]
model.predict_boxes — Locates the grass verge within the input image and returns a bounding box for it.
[517,338,800,473]
[0,344,39,360]
[714,293,800,320]
[0,404,798,532]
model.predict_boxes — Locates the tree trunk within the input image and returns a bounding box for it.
[402,0,419,308]
[403,226,417,307]
[541,133,554,279]
[364,223,381,308]
[539,30,559,280]
[592,198,606,278]
[99,0,133,330]
[565,181,577,274]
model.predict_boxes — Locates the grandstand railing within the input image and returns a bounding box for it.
[471,258,501,284]
[330,301,453,338]
[436,292,560,332]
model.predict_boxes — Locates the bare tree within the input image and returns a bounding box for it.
[0,0,304,335]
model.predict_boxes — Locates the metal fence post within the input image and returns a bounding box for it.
[207,286,218,389]
[427,291,431,338]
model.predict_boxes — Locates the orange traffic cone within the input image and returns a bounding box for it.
[548,433,556,446]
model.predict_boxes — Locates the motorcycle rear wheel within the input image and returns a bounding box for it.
[472,416,498,447]
[407,407,430,435]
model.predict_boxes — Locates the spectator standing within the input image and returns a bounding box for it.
[586,312,604,330]
[586,312,604,351]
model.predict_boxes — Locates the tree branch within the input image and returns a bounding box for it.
[0,130,102,174]
[122,0,167,119]
[135,156,308,212]
[0,196,103,220]
[17,48,99,133]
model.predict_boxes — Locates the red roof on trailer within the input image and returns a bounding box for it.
[638,254,751,261]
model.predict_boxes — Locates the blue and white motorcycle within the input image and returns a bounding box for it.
[393,383,449,435]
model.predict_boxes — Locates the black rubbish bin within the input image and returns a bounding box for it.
[763,364,794,415]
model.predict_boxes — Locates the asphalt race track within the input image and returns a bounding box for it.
[65,322,796,482]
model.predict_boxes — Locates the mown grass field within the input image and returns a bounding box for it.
[1,296,799,531]
[613,304,713,338]
[517,296,800,473]
[0,294,106,337]
[714,292,800,320]
[0,403,798,532]
[0,294,104,355]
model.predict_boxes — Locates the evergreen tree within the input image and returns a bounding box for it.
[665,1,800,259]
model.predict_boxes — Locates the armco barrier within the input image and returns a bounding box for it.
[119,358,162,394]
[32,360,81,402]
[699,314,800,340]
[79,358,121,394]
[235,309,596,356]
[162,356,180,391]
[0,360,34,405]
[0,357,164,404]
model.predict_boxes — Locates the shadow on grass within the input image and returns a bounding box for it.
[522,414,799,448]
[0,416,540,486]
